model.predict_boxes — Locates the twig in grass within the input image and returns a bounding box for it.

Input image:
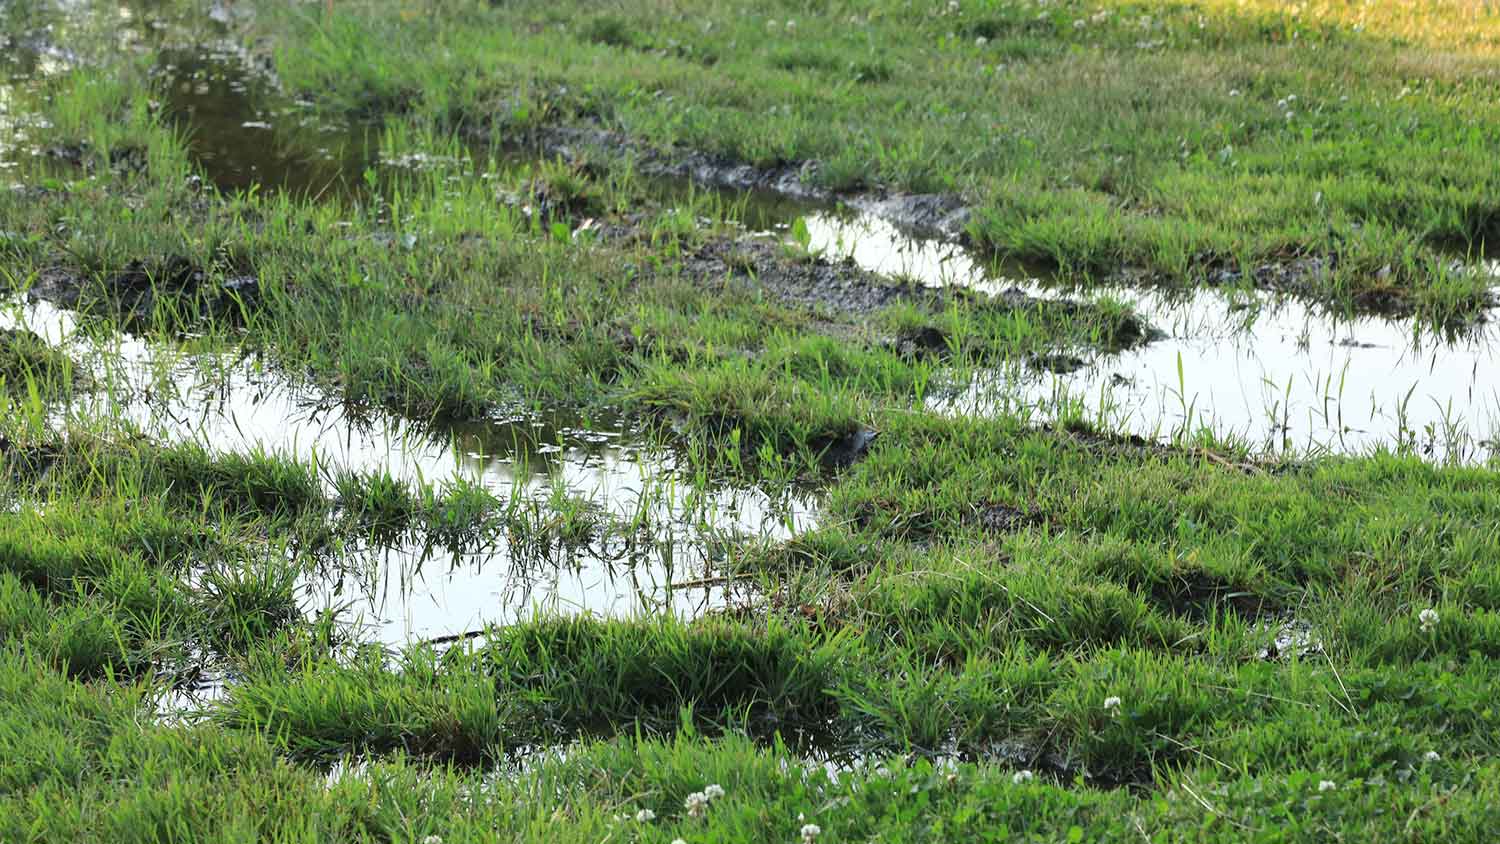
[422,629,487,647]
[1322,650,1358,718]
[1153,731,1234,773]
[953,556,1057,625]
[670,574,743,589]
[1198,683,1316,710]
[1191,446,1267,476]
[1180,779,1257,833]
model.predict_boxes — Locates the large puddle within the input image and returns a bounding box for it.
[2,299,816,647]
[799,212,1500,462]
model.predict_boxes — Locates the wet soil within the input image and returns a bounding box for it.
[520,125,973,238]
[519,125,1489,318]
[686,236,955,318]
[965,501,1048,534]
[684,234,1157,358]
[25,258,260,329]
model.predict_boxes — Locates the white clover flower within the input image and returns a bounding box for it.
[1318,780,1337,792]
[1012,769,1034,784]
[704,784,725,800]
[1284,111,1294,120]
[947,0,960,12]
[1073,18,1086,28]
[1276,98,1287,109]
[422,837,443,844]
[1419,608,1440,632]
[975,36,988,46]
[1104,696,1122,712]
[636,809,657,822]
[785,19,796,30]
[1229,89,1241,97]
[672,839,688,844]
[801,823,822,843]
[685,791,709,818]
[1423,751,1441,763]
[946,772,959,785]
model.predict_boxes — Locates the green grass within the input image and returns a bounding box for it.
[244,0,1500,321]
[5,0,1500,839]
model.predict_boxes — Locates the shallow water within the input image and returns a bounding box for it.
[607,152,1500,462]
[156,46,378,198]
[2,300,816,647]
[791,211,1500,462]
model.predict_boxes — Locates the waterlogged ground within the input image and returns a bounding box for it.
[3,298,815,647]
[6,1,1500,841]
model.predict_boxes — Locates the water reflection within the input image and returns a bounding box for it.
[2,299,817,646]
[795,211,1500,463]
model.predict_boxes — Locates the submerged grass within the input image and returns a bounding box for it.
[5,0,1500,840]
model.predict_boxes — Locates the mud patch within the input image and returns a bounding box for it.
[819,427,879,470]
[891,325,950,359]
[965,501,1047,534]
[26,257,259,328]
[687,235,1116,326]
[520,125,972,238]
[1142,569,1276,622]
[1026,352,1087,374]
[0,326,89,393]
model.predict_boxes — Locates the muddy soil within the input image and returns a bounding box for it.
[520,125,1477,317]
[26,258,260,328]
[522,125,973,239]
[684,234,1159,356]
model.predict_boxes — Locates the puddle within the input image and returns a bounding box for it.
[1,300,816,648]
[769,212,1499,463]
[0,0,382,195]
[934,283,1500,462]
[630,169,1500,462]
[154,46,378,198]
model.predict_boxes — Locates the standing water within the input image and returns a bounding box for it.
[1,299,817,647]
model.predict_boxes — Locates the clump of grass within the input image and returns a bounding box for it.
[198,553,302,650]
[220,616,846,762]
[0,329,89,400]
